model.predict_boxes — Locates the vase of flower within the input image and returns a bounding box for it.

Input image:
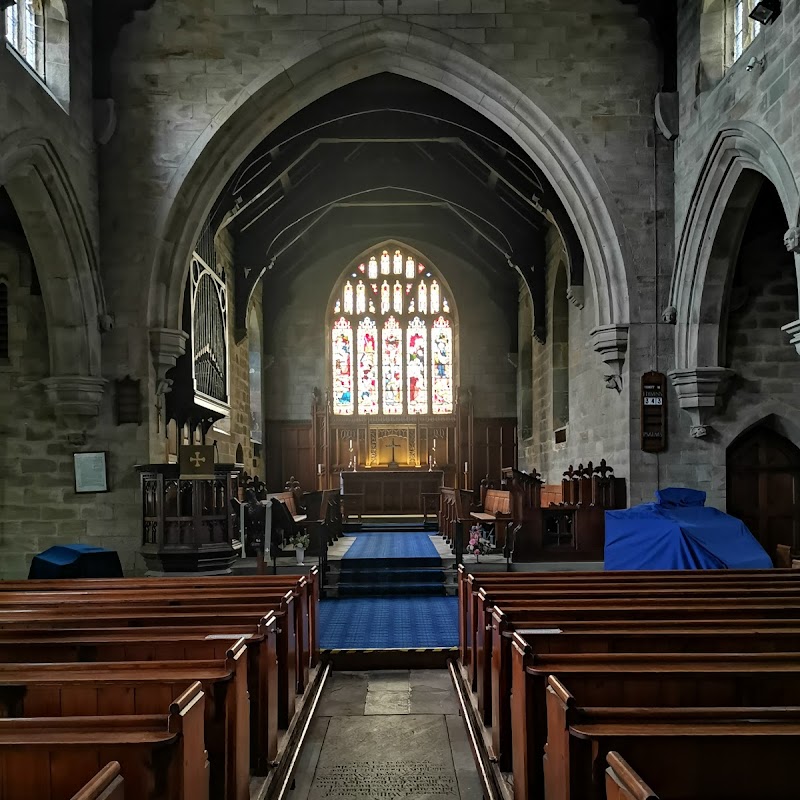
[289,533,310,566]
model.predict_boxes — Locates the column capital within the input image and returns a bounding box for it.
[590,324,628,389]
[149,328,188,395]
[41,375,107,420]
[667,366,735,435]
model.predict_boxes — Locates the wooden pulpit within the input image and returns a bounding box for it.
[136,462,243,573]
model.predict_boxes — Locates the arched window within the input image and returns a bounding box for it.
[727,0,761,64]
[552,264,570,433]
[5,1,44,77]
[248,308,263,447]
[330,248,455,416]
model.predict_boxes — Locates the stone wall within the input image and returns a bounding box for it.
[519,230,629,485]
[659,0,800,508]
[0,239,144,579]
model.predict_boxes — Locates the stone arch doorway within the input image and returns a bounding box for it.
[727,425,800,560]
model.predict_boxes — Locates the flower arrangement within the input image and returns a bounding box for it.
[464,525,492,559]
[289,533,310,550]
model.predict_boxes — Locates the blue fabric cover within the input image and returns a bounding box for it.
[28,544,123,579]
[605,488,772,571]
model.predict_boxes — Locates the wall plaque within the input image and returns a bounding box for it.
[641,371,667,453]
[73,451,109,493]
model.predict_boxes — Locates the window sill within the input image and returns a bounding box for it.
[3,41,69,114]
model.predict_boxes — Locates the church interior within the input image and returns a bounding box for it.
[2,0,800,798]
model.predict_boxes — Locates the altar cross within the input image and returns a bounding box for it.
[387,437,400,468]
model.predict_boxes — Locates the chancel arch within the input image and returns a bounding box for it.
[147,19,632,375]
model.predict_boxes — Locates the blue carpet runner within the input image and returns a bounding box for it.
[338,532,447,596]
[343,532,439,560]
[319,596,458,649]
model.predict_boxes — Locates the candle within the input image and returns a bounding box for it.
[317,464,323,475]
[464,461,468,473]
[433,438,436,448]
[349,439,353,449]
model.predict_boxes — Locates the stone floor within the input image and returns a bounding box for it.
[290,670,483,800]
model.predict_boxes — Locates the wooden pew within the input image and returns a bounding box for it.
[471,489,512,549]
[0,604,299,734]
[71,762,125,800]
[494,622,800,774]
[605,752,656,800]
[516,654,800,800]
[0,646,249,800]
[0,626,280,772]
[440,488,472,547]
[0,581,310,698]
[474,588,800,719]
[0,682,208,800]
[545,675,800,800]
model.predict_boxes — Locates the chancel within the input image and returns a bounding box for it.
[3,0,800,798]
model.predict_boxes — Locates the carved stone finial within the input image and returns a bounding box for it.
[690,425,709,439]
[784,227,800,254]
[661,305,677,325]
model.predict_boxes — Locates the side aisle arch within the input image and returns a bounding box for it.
[0,133,106,417]
[668,122,799,435]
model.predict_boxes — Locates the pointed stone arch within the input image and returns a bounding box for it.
[668,122,798,434]
[147,20,631,378]
[0,133,106,415]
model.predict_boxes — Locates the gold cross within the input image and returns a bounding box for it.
[190,451,206,468]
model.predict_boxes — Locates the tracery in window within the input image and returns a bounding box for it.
[330,248,455,416]
[5,0,44,77]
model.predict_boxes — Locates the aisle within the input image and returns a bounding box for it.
[290,670,482,800]
[319,596,458,649]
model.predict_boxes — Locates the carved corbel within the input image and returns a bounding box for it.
[783,227,800,253]
[149,328,188,394]
[566,284,585,310]
[781,319,800,356]
[590,325,629,389]
[667,367,735,436]
[41,376,107,422]
[661,305,677,324]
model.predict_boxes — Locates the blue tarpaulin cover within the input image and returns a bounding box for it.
[604,487,772,571]
[28,544,123,579]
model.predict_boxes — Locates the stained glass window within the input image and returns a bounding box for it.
[332,317,354,415]
[407,317,428,414]
[393,281,403,314]
[357,317,379,415]
[380,281,390,314]
[331,249,455,416]
[343,281,353,314]
[382,316,403,414]
[431,317,453,415]
[418,281,427,315]
[356,280,366,314]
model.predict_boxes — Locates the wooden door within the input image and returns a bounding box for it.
[727,427,800,558]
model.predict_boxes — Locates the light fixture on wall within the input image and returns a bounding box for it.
[749,0,781,24]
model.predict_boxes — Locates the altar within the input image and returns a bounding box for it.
[340,469,444,514]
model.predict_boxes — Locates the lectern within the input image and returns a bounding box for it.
[136,463,243,573]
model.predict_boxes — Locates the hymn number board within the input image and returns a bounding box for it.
[640,371,667,453]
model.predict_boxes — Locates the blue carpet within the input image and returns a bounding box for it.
[319,596,458,649]
[343,532,439,560]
